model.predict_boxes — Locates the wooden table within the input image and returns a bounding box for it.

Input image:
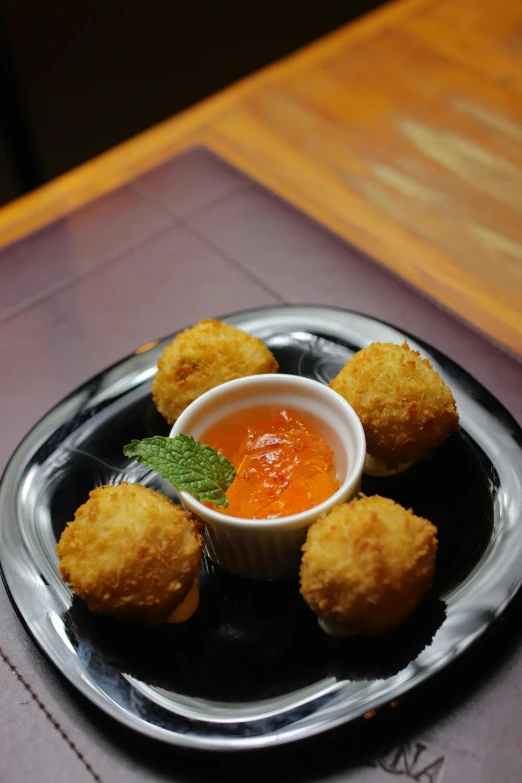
[1,0,521,354]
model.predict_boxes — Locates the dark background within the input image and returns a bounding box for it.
[0,2,383,208]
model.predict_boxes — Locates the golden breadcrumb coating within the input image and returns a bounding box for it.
[330,342,459,466]
[152,319,279,424]
[300,495,437,635]
[57,483,202,624]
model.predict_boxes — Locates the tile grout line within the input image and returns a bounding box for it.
[0,644,104,783]
[129,178,252,222]
[182,221,289,306]
[0,182,273,330]
[0,218,180,329]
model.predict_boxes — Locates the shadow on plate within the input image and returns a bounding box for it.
[64,559,446,702]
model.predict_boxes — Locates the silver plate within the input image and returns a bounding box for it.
[1,305,521,751]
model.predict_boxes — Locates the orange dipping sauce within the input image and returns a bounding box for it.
[201,406,340,519]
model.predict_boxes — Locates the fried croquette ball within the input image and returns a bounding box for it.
[330,342,459,467]
[57,483,203,624]
[300,495,437,635]
[152,319,279,424]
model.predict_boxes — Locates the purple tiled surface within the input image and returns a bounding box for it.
[1,148,522,783]
[132,146,249,218]
[0,186,173,324]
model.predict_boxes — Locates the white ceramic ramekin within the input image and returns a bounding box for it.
[170,374,366,580]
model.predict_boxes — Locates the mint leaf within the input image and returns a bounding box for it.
[123,434,235,508]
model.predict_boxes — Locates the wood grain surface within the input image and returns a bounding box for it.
[1,0,521,354]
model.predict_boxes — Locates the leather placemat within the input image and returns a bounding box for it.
[1,147,521,783]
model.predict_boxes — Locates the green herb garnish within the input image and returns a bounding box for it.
[123,434,235,508]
